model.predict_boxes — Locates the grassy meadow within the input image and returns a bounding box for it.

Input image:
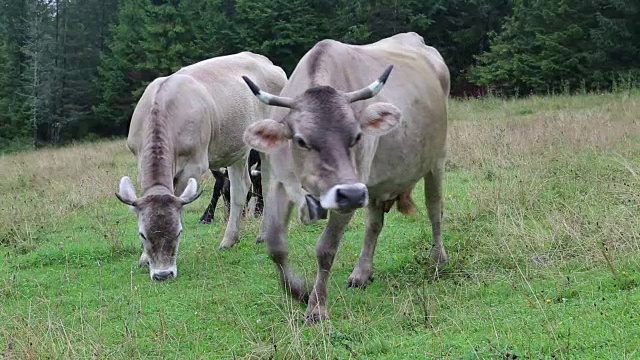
[1,92,639,359]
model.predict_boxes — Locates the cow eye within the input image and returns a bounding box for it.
[294,135,310,150]
[139,232,147,241]
[350,133,362,147]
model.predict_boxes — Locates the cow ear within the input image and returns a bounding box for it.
[116,176,138,210]
[243,119,291,153]
[359,102,402,136]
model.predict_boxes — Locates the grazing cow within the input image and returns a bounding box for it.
[115,52,287,280]
[242,33,450,322]
[199,149,264,224]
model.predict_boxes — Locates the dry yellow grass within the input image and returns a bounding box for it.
[0,141,128,250]
[446,92,639,271]
[448,92,640,168]
[0,140,216,251]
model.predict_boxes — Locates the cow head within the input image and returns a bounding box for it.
[115,176,201,280]
[242,66,401,215]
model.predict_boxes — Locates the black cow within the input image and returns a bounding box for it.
[199,149,263,224]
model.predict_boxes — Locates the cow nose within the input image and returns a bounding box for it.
[320,183,369,210]
[152,270,174,281]
[335,186,367,209]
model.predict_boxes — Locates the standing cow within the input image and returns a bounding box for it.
[115,52,287,280]
[242,33,450,322]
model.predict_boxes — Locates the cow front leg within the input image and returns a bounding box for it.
[219,160,250,249]
[263,182,310,301]
[305,210,354,323]
[347,204,384,288]
[199,169,226,224]
[425,161,448,265]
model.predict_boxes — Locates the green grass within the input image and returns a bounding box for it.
[1,92,639,359]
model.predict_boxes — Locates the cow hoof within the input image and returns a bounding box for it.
[199,218,212,225]
[346,269,374,288]
[429,247,448,266]
[138,253,149,268]
[304,306,329,324]
[219,236,239,250]
[218,242,235,250]
[255,235,264,244]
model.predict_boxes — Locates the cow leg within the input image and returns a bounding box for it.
[219,160,250,249]
[346,204,384,288]
[199,169,226,224]
[263,181,310,301]
[253,179,264,216]
[222,173,232,220]
[249,169,263,217]
[425,161,448,265]
[305,210,354,323]
[249,150,264,217]
[256,152,271,244]
[244,170,255,217]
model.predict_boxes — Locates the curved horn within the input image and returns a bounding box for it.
[345,65,394,103]
[181,189,204,206]
[114,192,136,207]
[242,76,294,108]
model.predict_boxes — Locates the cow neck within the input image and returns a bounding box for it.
[139,103,176,196]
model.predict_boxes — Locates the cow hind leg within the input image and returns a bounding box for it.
[347,204,384,288]
[219,160,250,249]
[199,169,226,224]
[424,162,448,265]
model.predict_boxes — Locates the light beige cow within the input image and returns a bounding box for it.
[115,52,287,280]
[242,33,450,322]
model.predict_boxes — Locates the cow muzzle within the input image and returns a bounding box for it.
[320,183,368,211]
[150,265,177,281]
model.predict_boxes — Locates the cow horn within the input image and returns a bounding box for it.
[114,192,137,207]
[181,189,204,206]
[242,76,294,108]
[345,65,394,103]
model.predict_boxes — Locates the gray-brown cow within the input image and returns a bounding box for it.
[242,33,450,322]
[115,52,287,281]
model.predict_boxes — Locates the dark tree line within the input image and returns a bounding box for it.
[472,0,640,95]
[0,0,638,151]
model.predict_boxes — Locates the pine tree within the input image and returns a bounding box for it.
[228,0,326,73]
[22,0,56,147]
[53,0,118,141]
[0,0,30,146]
[94,0,150,136]
[589,0,640,88]
[472,0,639,95]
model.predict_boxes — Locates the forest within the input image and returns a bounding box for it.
[0,0,638,151]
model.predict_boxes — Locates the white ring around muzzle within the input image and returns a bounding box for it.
[149,264,178,280]
[319,183,368,209]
